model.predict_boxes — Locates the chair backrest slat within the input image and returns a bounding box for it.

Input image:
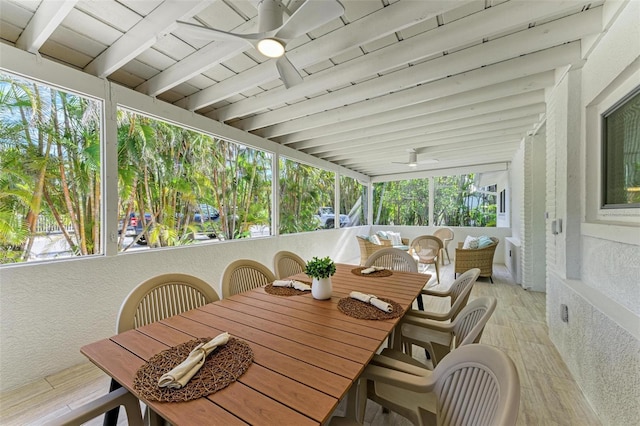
[273,250,306,279]
[365,248,418,273]
[447,268,481,321]
[439,366,500,426]
[453,296,497,349]
[221,259,276,298]
[432,344,520,426]
[118,274,219,333]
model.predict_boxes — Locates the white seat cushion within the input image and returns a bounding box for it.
[388,231,403,246]
[462,235,479,249]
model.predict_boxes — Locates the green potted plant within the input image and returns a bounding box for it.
[305,256,336,300]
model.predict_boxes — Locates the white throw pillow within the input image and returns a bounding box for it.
[370,234,382,245]
[462,235,479,249]
[388,232,402,246]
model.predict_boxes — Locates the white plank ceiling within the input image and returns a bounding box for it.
[0,0,604,178]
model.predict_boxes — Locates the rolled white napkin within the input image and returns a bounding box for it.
[272,280,311,291]
[361,266,385,275]
[158,332,230,389]
[349,291,393,313]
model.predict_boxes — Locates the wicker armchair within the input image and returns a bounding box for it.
[357,236,388,265]
[455,237,499,283]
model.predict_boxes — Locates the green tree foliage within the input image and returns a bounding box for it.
[0,72,101,263]
[0,71,497,265]
[372,175,497,227]
[116,110,272,248]
[279,158,334,234]
[373,179,429,225]
[339,175,366,226]
[433,175,496,227]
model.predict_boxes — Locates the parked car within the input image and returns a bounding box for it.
[193,204,220,223]
[314,207,350,229]
[118,212,150,236]
[120,205,221,245]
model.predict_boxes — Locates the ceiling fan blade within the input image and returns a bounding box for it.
[275,0,345,40]
[176,21,263,43]
[257,0,284,33]
[276,55,303,88]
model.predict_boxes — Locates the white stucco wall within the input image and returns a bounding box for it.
[511,127,548,292]
[546,1,640,424]
[510,147,525,244]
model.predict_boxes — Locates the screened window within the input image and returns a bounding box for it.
[434,174,496,227]
[0,72,102,264]
[602,86,640,208]
[279,158,335,233]
[373,179,429,225]
[340,176,367,227]
[117,109,272,251]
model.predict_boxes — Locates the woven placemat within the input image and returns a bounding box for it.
[133,337,253,402]
[264,281,311,296]
[337,297,403,320]
[351,267,393,277]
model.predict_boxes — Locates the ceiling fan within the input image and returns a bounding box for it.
[177,0,345,89]
[392,149,439,168]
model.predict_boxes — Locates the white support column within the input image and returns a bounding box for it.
[428,178,435,226]
[367,181,374,226]
[335,172,340,229]
[103,81,119,256]
[272,153,280,237]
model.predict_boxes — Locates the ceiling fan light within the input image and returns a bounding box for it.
[408,162,418,168]
[257,38,285,58]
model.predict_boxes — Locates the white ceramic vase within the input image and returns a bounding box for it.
[311,277,332,300]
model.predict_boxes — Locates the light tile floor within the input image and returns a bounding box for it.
[0,263,602,425]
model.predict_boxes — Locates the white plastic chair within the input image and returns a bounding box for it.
[399,296,498,368]
[221,259,276,298]
[43,387,143,426]
[410,235,443,283]
[108,273,219,425]
[365,247,424,310]
[433,227,454,265]
[358,343,520,426]
[273,250,306,279]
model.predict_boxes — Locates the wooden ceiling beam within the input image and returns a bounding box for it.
[234,39,581,133]
[296,110,543,156]
[258,70,553,140]
[214,1,600,121]
[177,0,462,111]
[296,95,545,152]
[319,121,535,162]
[84,0,214,78]
[353,148,520,175]
[272,83,548,144]
[16,0,78,53]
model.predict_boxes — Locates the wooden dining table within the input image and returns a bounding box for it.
[81,263,431,425]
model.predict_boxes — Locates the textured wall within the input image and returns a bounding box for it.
[582,236,640,316]
[545,75,561,274]
[545,2,640,425]
[511,144,525,244]
[522,130,547,292]
[548,272,640,426]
